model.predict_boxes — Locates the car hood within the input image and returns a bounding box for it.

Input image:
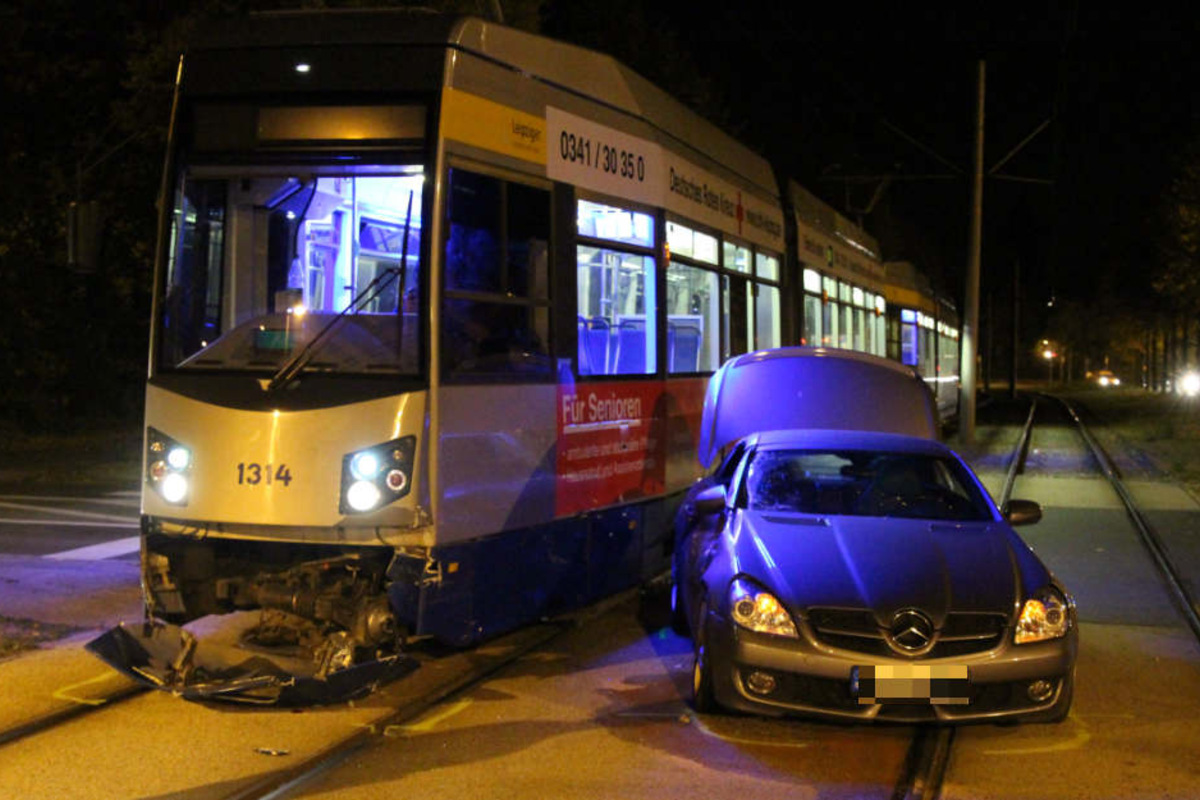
[732,511,1050,622]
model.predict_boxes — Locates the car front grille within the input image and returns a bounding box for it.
[805,607,1008,658]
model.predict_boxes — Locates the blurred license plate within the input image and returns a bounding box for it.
[851,665,970,705]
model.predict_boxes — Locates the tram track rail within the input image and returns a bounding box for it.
[1050,394,1200,642]
[223,613,590,800]
[891,396,1039,800]
[1,616,576,798]
[0,682,147,749]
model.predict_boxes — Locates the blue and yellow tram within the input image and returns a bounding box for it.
[129,10,959,674]
[883,261,962,423]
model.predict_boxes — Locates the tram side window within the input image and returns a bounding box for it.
[756,283,781,350]
[922,320,936,374]
[577,247,656,375]
[900,310,919,366]
[803,293,821,346]
[443,169,552,378]
[577,200,657,376]
[822,276,838,347]
[666,262,719,373]
[802,269,821,347]
[838,282,852,349]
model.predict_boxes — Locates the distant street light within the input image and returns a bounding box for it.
[1182,372,1200,398]
[1043,348,1056,386]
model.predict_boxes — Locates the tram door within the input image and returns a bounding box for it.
[722,274,749,360]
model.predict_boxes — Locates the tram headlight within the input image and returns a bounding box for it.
[147,427,192,506]
[340,436,416,515]
[161,473,189,504]
[167,446,191,471]
[1015,588,1071,644]
[350,451,381,481]
[346,480,381,512]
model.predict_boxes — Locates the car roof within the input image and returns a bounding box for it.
[748,428,960,457]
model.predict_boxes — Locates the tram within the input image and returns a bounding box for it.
[883,261,962,423]
[99,10,959,691]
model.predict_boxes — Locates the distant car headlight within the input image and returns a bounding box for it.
[1182,372,1200,397]
[1015,588,1071,644]
[729,579,799,638]
[1098,376,1110,387]
[147,427,192,506]
[340,436,416,514]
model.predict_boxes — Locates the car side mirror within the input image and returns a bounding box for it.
[1004,499,1042,526]
[693,484,728,515]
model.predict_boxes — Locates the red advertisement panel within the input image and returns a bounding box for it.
[556,381,666,516]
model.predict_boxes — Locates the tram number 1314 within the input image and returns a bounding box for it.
[236,463,293,487]
[559,131,645,182]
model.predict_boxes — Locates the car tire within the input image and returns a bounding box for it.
[670,582,689,636]
[690,605,720,713]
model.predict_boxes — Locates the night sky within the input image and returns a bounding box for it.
[637,1,1200,326]
[2,0,1197,430]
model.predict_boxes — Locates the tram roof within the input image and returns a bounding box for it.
[189,10,779,198]
[788,181,881,261]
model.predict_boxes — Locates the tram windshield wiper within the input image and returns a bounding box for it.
[267,191,414,395]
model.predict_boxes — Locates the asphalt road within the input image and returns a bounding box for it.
[942,410,1200,799]
[2,410,1200,799]
[0,491,140,559]
[0,490,142,628]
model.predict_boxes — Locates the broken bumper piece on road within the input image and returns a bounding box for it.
[86,620,418,706]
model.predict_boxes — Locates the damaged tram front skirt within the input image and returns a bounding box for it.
[87,527,421,705]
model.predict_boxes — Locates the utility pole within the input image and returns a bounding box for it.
[1010,259,1019,398]
[960,60,985,444]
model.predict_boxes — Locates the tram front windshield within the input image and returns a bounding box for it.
[160,166,424,376]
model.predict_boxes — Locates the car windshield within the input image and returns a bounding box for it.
[159,167,424,375]
[744,449,993,522]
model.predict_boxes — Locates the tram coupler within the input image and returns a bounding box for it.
[85,615,418,706]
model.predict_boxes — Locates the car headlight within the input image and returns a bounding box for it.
[340,436,416,514]
[1015,588,1071,644]
[729,579,798,638]
[147,427,192,506]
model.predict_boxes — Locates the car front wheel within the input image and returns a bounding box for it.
[691,604,719,713]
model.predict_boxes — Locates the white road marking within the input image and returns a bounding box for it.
[0,499,138,524]
[0,519,138,529]
[44,536,141,560]
[0,494,139,507]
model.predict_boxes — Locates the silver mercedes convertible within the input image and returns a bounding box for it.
[671,348,1077,723]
